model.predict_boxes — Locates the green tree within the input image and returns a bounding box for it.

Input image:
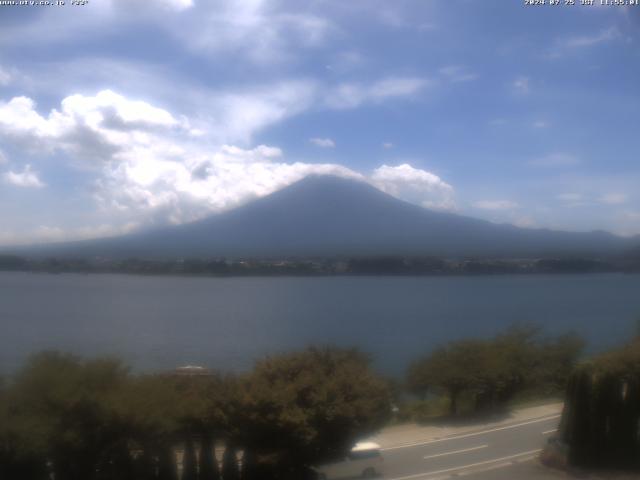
[9,351,130,480]
[407,326,584,416]
[408,340,490,415]
[0,375,48,480]
[235,347,391,477]
[534,332,585,395]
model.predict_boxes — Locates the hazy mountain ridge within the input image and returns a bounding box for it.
[5,175,638,259]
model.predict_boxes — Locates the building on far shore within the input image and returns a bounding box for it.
[172,365,214,377]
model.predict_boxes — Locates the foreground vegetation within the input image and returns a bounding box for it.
[405,326,583,419]
[559,339,640,471]
[0,348,390,480]
[0,326,591,479]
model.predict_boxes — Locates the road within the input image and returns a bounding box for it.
[378,414,562,480]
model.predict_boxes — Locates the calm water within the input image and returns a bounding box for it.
[1,272,638,376]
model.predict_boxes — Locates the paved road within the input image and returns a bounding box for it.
[379,414,561,480]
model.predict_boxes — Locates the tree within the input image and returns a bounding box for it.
[0,375,48,480]
[534,332,585,395]
[199,433,220,480]
[240,448,258,480]
[235,347,391,477]
[9,351,130,480]
[407,340,491,415]
[118,369,232,480]
[407,326,584,416]
[560,340,640,470]
[168,372,232,480]
[116,374,182,480]
[221,445,240,480]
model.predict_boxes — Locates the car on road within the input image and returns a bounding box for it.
[314,441,384,479]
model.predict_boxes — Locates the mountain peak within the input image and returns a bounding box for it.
[274,174,381,198]
[8,174,635,259]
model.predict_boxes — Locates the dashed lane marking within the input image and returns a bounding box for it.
[381,415,561,451]
[386,449,542,480]
[423,445,488,460]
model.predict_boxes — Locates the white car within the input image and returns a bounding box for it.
[315,442,385,479]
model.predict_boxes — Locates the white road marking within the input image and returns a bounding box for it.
[381,414,560,451]
[455,453,540,478]
[423,444,487,460]
[387,449,542,480]
[542,429,557,435]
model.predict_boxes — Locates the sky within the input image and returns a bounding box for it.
[0,0,639,246]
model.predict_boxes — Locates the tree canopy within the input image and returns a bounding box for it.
[236,347,391,476]
[0,347,391,480]
[407,326,584,415]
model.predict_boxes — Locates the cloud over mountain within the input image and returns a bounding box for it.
[0,89,453,243]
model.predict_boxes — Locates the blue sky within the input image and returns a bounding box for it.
[0,0,639,245]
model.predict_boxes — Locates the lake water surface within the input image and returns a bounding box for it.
[1,272,638,376]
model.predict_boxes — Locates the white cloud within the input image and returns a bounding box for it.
[0,66,12,86]
[599,193,627,205]
[513,216,536,228]
[309,137,335,148]
[0,222,141,246]
[0,149,7,165]
[0,84,320,159]
[3,165,44,188]
[0,90,181,161]
[614,211,640,237]
[111,0,193,11]
[438,65,478,83]
[211,80,318,143]
[382,142,394,149]
[473,200,519,211]
[556,192,628,208]
[0,90,329,223]
[512,76,530,94]
[533,120,549,128]
[38,222,140,242]
[623,211,640,222]
[546,27,621,59]
[557,193,583,202]
[369,77,429,99]
[370,163,456,211]
[325,76,429,109]
[325,51,366,73]
[96,145,363,224]
[529,152,580,168]
[0,90,458,238]
[564,27,619,49]
[0,0,329,68]
[168,1,331,64]
[557,192,590,208]
[154,0,193,10]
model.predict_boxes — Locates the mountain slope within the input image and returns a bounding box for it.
[10,175,637,259]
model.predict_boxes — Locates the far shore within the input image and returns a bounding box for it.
[2,254,639,278]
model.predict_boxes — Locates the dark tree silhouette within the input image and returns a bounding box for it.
[560,340,640,470]
[221,445,240,480]
[199,434,220,480]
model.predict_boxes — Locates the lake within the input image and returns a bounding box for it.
[1,272,638,377]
